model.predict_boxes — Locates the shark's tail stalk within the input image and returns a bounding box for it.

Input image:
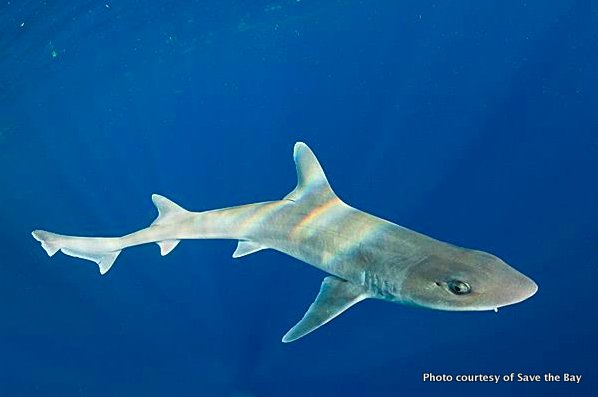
[31,230,121,275]
[31,194,188,275]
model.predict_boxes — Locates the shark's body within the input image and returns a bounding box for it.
[33,143,537,342]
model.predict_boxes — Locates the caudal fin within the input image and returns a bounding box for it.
[32,230,121,275]
[31,230,62,256]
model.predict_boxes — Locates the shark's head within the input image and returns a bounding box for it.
[398,249,538,311]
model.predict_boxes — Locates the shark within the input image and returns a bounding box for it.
[32,142,538,342]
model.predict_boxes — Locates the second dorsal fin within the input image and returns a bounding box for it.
[151,194,188,226]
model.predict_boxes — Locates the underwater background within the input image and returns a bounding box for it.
[1,1,597,396]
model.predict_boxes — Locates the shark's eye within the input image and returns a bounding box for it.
[448,280,471,295]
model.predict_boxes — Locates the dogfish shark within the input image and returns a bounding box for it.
[32,142,538,342]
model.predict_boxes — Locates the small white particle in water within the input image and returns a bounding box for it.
[494,308,498,313]
[20,22,25,27]
[105,3,110,9]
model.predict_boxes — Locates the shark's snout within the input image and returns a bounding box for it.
[466,264,538,311]
[398,253,538,312]
[528,278,539,297]
[466,263,539,311]
[496,273,538,308]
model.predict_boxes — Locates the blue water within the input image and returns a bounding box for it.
[1,1,596,396]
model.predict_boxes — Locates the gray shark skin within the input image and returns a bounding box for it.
[32,142,538,342]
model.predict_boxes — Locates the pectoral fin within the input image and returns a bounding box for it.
[282,276,368,343]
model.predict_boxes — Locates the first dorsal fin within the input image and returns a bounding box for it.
[284,142,338,204]
[151,194,188,226]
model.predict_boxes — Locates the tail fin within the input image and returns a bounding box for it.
[32,230,121,275]
[31,230,62,256]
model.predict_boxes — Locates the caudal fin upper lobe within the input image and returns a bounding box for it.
[32,230,121,275]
